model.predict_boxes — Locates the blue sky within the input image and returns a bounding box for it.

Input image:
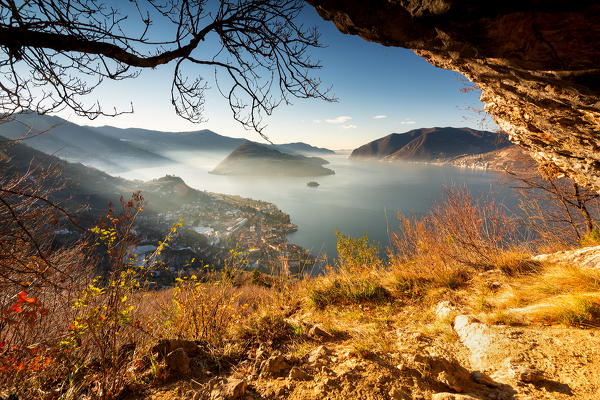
[56,3,494,150]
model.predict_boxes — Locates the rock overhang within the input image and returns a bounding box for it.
[307,0,600,189]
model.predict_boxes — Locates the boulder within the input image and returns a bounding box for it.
[308,325,332,339]
[165,348,191,375]
[221,378,248,400]
[260,354,289,378]
[307,345,331,365]
[288,366,312,381]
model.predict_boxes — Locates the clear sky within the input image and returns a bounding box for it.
[55,3,494,150]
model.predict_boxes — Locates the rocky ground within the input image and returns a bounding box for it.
[133,316,599,400]
[130,248,600,400]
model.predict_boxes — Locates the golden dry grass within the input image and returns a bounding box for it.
[465,261,600,327]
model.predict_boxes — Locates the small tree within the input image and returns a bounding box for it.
[507,168,600,245]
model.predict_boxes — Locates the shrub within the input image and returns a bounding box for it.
[308,231,389,309]
[167,273,243,348]
[310,278,389,309]
[237,311,294,347]
[392,186,519,271]
[389,186,527,294]
[335,230,382,273]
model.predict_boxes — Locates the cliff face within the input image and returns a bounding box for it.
[308,1,600,189]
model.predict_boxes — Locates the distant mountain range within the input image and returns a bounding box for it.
[211,141,335,177]
[0,112,172,172]
[0,112,334,172]
[350,127,510,162]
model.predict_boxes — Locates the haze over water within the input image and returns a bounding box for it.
[116,153,515,260]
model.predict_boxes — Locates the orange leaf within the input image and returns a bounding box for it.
[10,304,23,313]
[17,291,27,302]
[39,308,48,315]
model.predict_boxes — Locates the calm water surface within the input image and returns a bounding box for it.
[116,153,515,259]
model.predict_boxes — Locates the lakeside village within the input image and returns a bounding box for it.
[125,176,318,285]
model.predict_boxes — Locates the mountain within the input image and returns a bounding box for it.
[92,125,245,154]
[211,141,335,177]
[0,112,334,172]
[271,142,335,155]
[350,127,510,162]
[96,126,335,156]
[0,112,172,172]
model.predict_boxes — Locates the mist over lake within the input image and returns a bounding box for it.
[115,153,515,260]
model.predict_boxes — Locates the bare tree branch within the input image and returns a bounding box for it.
[0,0,336,136]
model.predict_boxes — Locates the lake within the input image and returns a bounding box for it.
[115,153,516,260]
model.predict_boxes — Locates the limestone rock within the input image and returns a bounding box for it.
[221,378,248,400]
[470,371,500,388]
[435,301,457,321]
[260,354,289,378]
[165,348,191,375]
[432,394,479,400]
[438,370,465,392]
[307,345,331,365]
[516,367,544,383]
[533,245,600,269]
[288,366,311,381]
[308,324,332,339]
[453,315,496,370]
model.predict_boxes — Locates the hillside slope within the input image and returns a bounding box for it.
[450,145,536,172]
[351,127,509,162]
[0,113,334,173]
[0,112,172,172]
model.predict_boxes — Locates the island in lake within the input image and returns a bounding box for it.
[211,141,335,177]
[307,181,320,187]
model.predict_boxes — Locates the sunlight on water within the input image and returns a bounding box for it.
[115,153,516,259]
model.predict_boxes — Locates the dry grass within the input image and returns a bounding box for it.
[532,294,600,327]
[465,261,600,327]
[5,183,600,399]
[306,231,390,309]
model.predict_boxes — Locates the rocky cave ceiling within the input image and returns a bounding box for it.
[307,1,600,189]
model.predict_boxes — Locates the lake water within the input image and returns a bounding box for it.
[115,153,515,259]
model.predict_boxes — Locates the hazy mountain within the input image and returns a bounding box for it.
[0,113,334,172]
[272,142,335,155]
[350,127,510,162]
[93,125,245,154]
[0,112,172,172]
[211,141,335,177]
[96,126,335,156]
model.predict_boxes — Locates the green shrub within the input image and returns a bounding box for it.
[310,278,389,309]
[335,230,381,273]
